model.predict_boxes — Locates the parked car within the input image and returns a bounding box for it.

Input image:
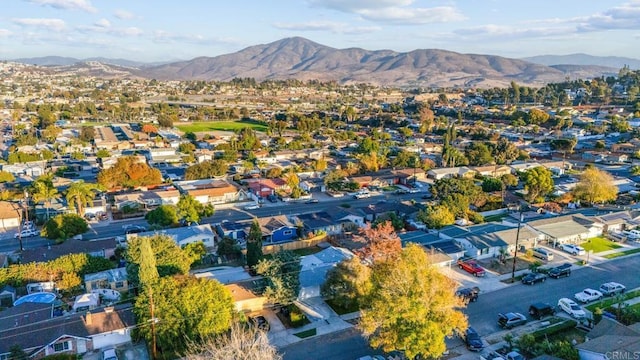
[267,194,278,203]
[529,302,555,320]
[505,351,525,360]
[497,312,527,329]
[560,243,586,256]
[14,229,39,238]
[457,258,486,277]
[558,298,586,319]
[124,225,147,235]
[531,247,554,261]
[548,263,572,278]
[249,315,270,331]
[521,272,547,285]
[599,282,626,297]
[574,288,603,303]
[305,199,319,204]
[102,348,118,360]
[465,327,484,351]
[456,287,480,304]
[244,204,260,210]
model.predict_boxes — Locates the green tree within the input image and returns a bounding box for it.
[79,126,95,142]
[527,108,550,125]
[145,205,179,227]
[255,251,301,306]
[0,170,15,183]
[550,138,577,154]
[176,194,205,224]
[96,149,111,158]
[417,205,455,230]
[321,257,372,311]
[245,220,263,268]
[138,237,159,287]
[482,177,504,192]
[521,167,554,202]
[65,180,103,217]
[134,275,234,356]
[126,234,194,285]
[572,167,618,204]
[185,160,229,180]
[44,214,88,243]
[465,142,494,166]
[501,173,519,188]
[359,244,467,359]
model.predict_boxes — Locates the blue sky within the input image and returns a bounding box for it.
[1,0,639,62]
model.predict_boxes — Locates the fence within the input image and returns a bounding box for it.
[262,234,328,254]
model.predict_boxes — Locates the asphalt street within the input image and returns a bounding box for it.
[281,254,640,360]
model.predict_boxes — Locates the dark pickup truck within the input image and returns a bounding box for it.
[457,258,486,277]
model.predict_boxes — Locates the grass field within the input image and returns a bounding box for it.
[176,120,267,133]
[604,247,640,259]
[581,237,622,253]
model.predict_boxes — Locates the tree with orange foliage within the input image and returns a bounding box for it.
[97,156,163,190]
[354,221,402,263]
[142,124,158,134]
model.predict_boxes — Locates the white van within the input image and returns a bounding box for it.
[532,247,554,261]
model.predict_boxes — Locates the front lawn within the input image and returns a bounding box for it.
[581,237,622,253]
[326,299,360,315]
[604,247,640,259]
[585,289,640,312]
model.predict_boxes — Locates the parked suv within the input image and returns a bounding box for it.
[599,282,626,297]
[497,312,527,329]
[529,302,556,320]
[456,287,480,304]
[521,272,547,285]
[464,327,484,351]
[558,298,586,319]
[548,263,572,278]
[531,247,554,261]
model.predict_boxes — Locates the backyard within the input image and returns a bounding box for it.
[176,120,267,133]
[580,237,621,253]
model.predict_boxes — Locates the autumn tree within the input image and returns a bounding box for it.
[354,221,402,263]
[321,256,372,311]
[97,156,162,190]
[79,126,95,142]
[359,244,468,359]
[572,167,618,204]
[142,124,158,134]
[521,166,554,202]
[418,104,435,134]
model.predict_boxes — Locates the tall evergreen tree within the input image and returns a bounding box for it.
[246,219,263,268]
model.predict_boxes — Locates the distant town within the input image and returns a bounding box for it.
[1,60,640,360]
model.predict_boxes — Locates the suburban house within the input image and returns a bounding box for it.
[594,210,640,233]
[329,206,367,229]
[359,201,418,223]
[0,201,21,229]
[126,224,217,248]
[174,179,245,205]
[398,231,461,266]
[298,246,354,300]
[471,165,512,178]
[527,214,603,247]
[215,221,249,244]
[427,166,476,180]
[575,317,640,360]
[245,178,288,198]
[0,304,136,359]
[392,168,427,185]
[1,161,47,177]
[256,215,298,244]
[84,267,129,294]
[139,187,181,207]
[293,211,344,236]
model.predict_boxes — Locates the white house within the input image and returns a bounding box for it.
[126,224,216,248]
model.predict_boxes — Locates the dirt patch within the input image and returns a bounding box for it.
[478,256,536,275]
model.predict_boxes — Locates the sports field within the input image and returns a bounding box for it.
[176,120,267,133]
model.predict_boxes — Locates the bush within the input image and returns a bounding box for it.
[44,214,88,243]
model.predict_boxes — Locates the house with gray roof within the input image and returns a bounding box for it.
[84,267,128,294]
[527,214,602,247]
[126,224,216,248]
[298,246,354,300]
[576,317,640,360]
[398,231,462,266]
[294,211,343,236]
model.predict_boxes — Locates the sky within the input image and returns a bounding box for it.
[0,0,639,62]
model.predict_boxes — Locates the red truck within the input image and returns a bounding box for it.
[457,258,486,277]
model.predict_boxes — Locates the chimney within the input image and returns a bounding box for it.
[85,311,92,325]
[104,306,114,314]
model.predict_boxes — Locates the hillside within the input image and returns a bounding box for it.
[524,53,640,70]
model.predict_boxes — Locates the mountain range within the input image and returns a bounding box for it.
[9,37,636,88]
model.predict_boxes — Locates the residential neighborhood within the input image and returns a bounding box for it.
[2,58,640,360]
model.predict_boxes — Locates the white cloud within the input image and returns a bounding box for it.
[94,18,111,28]
[308,0,464,24]
[273,21,381,34]
[115,27,143,36]
[12,18,66,32]
[26,0,97,13]
[114,9,135,20]
[0,29,11,37]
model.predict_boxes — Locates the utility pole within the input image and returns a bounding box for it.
[511,205,524,283]
[149,289,157,359]
[18,189,29,252]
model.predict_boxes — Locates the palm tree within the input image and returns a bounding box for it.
[31,177,60,220]
[65,181,103,217]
